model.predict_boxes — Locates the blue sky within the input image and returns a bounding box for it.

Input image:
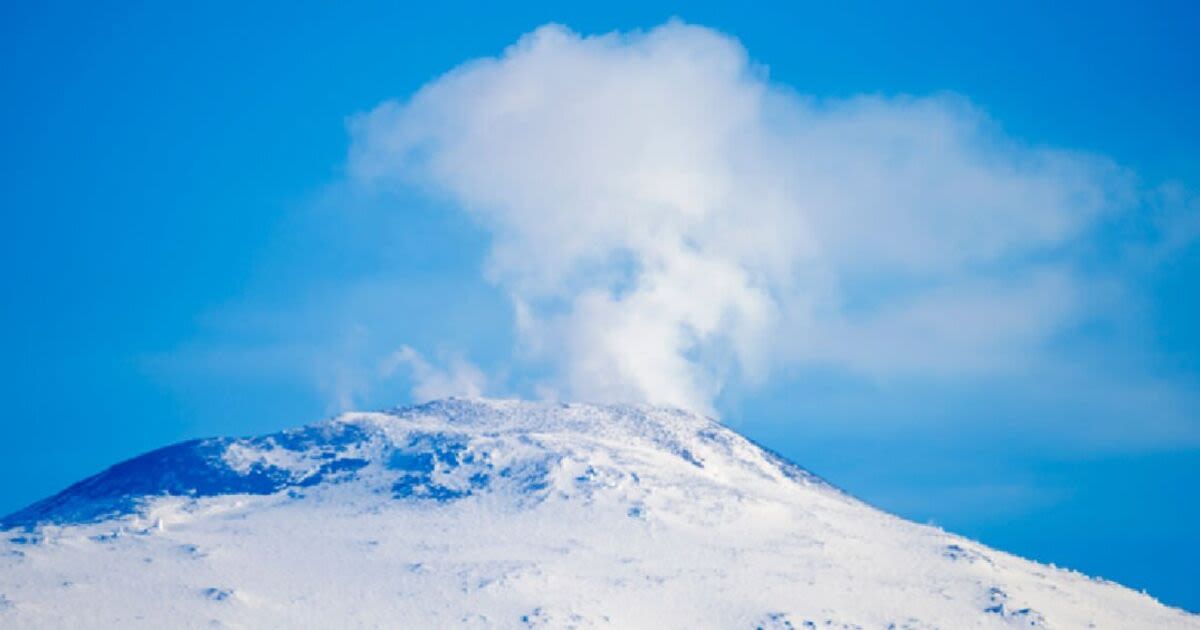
[3,0,1199,611]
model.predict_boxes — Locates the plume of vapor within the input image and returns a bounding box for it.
[350,21,1131,414]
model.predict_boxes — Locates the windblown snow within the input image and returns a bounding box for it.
[0,399,1194,628]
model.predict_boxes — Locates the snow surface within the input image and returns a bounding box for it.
[0,398,1195,629]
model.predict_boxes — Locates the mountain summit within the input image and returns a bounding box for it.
[0,399,1195,628]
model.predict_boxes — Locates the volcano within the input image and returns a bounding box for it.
[0,398,1194,628]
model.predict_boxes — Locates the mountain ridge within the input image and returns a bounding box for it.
[1,398,834,530]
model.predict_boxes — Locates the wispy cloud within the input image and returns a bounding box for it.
[380,345,488,403]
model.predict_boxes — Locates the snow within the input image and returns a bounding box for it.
[0,398,1195,628]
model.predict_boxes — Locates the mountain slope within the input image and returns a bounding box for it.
[0,399,1195,628]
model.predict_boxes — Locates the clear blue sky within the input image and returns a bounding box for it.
[2,0,1198,611]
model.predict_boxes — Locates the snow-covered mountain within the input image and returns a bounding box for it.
[0,398,1194,628]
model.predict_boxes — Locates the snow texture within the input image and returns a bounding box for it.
[0,398,1195,628]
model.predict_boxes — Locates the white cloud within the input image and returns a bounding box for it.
[349,21,1136,414]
